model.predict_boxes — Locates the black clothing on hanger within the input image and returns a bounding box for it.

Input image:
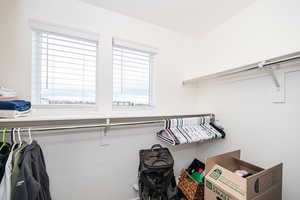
[0,142,11,182]
[210,123,226,139]
[13,140,51,200]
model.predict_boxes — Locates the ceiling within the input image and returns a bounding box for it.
[81,0,256,36]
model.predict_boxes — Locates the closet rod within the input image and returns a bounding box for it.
[183,51,300,85]
[220,54,300,77]
[28,120,164,132]
[262,54,300,67]
[2,113,214,132]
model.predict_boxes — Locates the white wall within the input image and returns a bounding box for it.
[0,0,31,99]
[37,125,199,200]
[190,0,300,199]
[3,0,300,199]
[184,0,300,80]
[0,0,202,199]
[0,0,200,117]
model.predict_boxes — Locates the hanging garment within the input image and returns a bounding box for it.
[12,141,51,200]
[0,144,16,200]
[11,143,28,200]
[210,123,226,138]
[0,143,10,182]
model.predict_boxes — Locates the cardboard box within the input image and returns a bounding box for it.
[205,150,282,200]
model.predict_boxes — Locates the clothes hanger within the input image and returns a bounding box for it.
[27,128,33,144]
[10,128,18,151]
[10,128,14,145]
[12,128,17,144]
[0,128,10,152]
[17,128,22,146]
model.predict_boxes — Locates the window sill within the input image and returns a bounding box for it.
[32,104,97,111]
[112,105,154,111]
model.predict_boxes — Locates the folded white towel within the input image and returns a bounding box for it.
[0,87,17,98]
[0,94,17,98]
[0,109,31,118]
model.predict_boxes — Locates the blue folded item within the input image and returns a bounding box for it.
[0,100,31,111]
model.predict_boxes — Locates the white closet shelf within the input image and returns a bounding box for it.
[182,51,300,86]
[182,65,255,85]
[182,51,300,103]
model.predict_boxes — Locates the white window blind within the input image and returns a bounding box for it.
[113,40,156,106]
[32,30,97,105]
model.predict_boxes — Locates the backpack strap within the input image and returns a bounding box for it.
[151,144,163,150]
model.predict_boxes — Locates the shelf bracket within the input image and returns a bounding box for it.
[267,65,300,103]
[258,61,281,87]
[104,118,110,135]
[258,61,285,103]
[270,67,280,88]
[99,118,110,147]
[270,68,285,103]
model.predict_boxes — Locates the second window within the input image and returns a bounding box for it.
[112,40,155,107]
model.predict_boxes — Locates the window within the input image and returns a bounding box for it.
[32,30,98,105]
[112,39,155,107]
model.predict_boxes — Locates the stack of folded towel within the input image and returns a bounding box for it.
[0,87,17,101]
[0,100,31,118]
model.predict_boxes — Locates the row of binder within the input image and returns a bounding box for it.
[157,116,225,145]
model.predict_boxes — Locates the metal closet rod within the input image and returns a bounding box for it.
[243,54,300,72]
[4,114,214,132]
[29,120,165,132]
[221,54,300,77]
[262,54,300,67]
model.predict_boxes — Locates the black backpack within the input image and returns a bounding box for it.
[138,144,177,200]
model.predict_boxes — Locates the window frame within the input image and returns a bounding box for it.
[30,20,101,110]
[112,39,156,110]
